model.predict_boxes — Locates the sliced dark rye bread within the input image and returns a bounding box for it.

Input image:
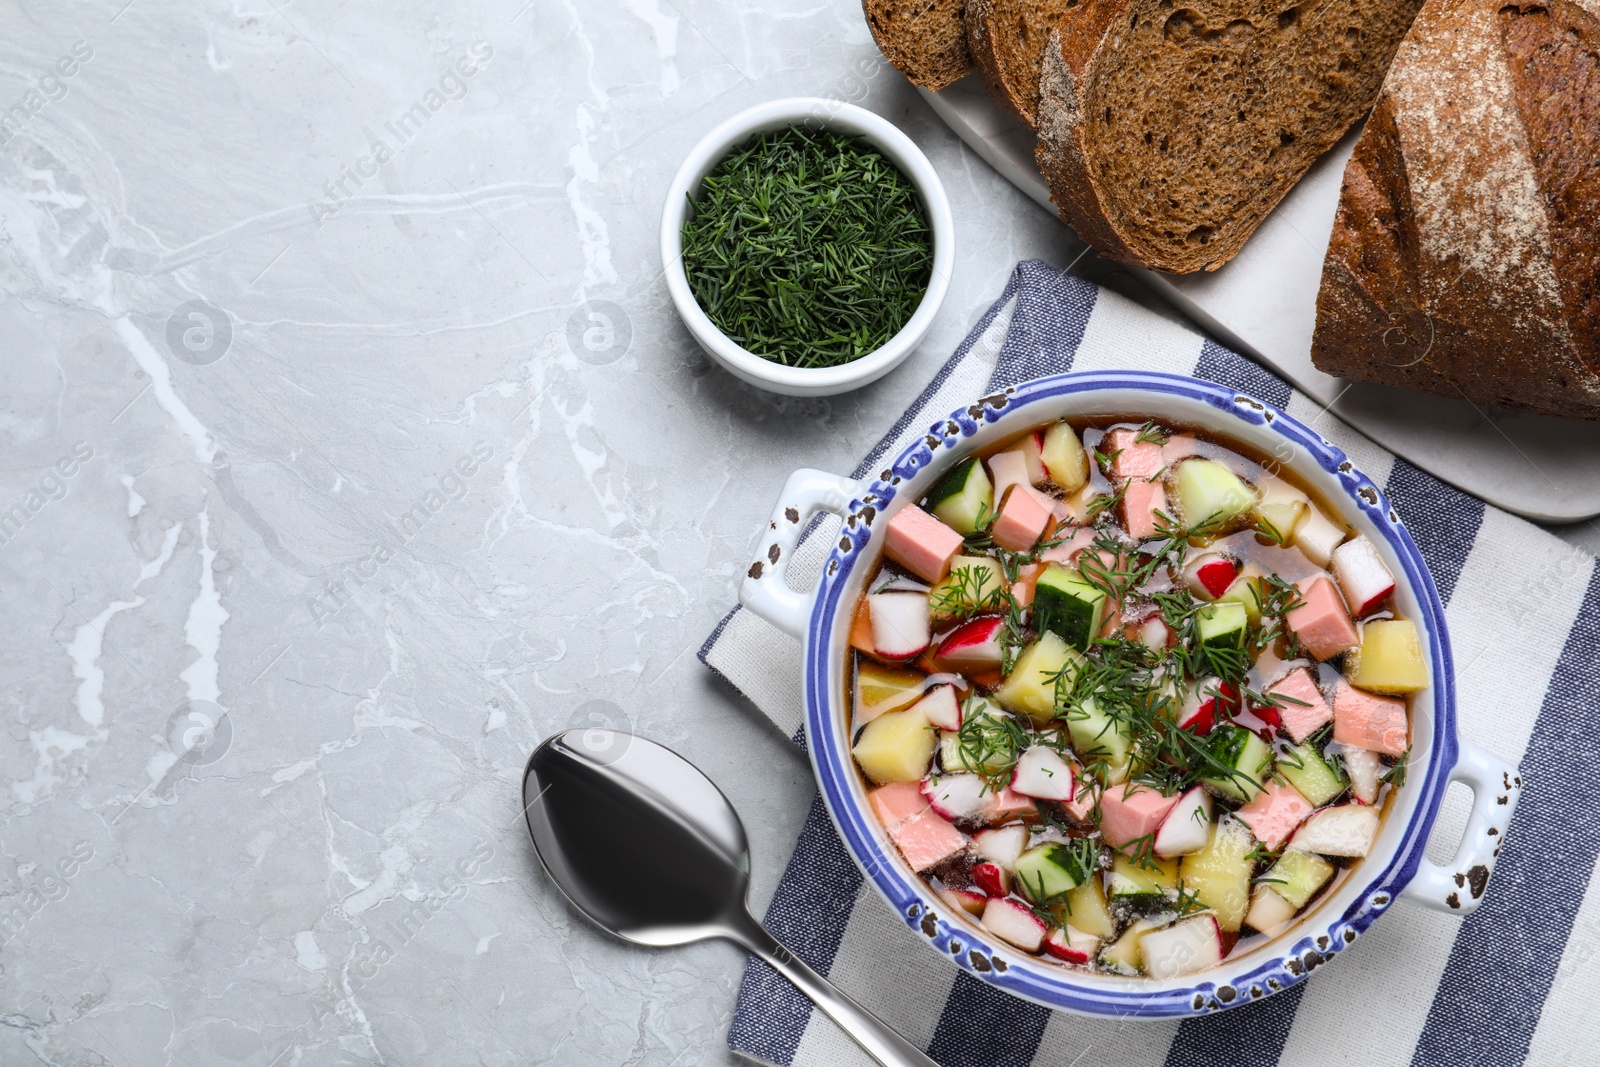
[1311,0,1600,421]
[966,0,1084,128]
[1035,0,1425,273]
[863,0,974,90]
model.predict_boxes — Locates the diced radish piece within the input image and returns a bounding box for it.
[1104,427,1166,480]
[1021,429,1049,485]
[1177,679,1238,736]
[982,787,1038,824]
[1332,536,1396,617]
[868,592,931,659]
[1183,553,1239,601]
[1098,784,1182,849]
[1291,804,1380,857]
[911,684,962,731]
[1287,577,1359,661]
[884,505,965,584]
[1246,885,1298,935]
[1140,914,1224,979]
[993,484,1055,552]
[938,885,988,915]
[987,451,1031,507]
[921,774,990,824]
[981,897,1046,952]
[1139,616,1172,650]
[1010,746,1077,801]
[1043,925,1099,964]
[1246,702,1282,741]
[974,825,1029,870]
[1269,667,1332,744]
[1234,781,1314,851]
[1154,786,1213,857]
[935,615,1006,672]
[972,861,1011,897]
[1342,745,1383,804]
[1294,506,1347,568]
[1332,678,1409,757]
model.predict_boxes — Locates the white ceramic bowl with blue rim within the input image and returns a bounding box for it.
[660,97,954,397]
[737,370,1523,1018]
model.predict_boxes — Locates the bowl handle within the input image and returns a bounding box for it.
[739,468,863,639]
[1399,742,1523,915]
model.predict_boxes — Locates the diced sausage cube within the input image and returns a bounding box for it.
[1097,784,1181,849]
[1121,478,1169,541]
[1269,667,1332,743]
[869,782,968,872]
[884,504,964,584]
[1234,781,1314,851]
[1160,436,1201,467]
[1332,679,1409,757]
[987,451,1031,507]
[1104,428,1166,480]
[992,485,1054,552]
[1287,577,1360,660]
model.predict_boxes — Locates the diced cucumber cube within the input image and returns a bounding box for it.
[1260,849,1334,910]
[927,457,993,535]
[1032,564,1108,652]
[1197,601,1248,648]
[1201,726,1270,802]
[940,698,1013,774]
[928,555,1006,623]
[1215,565,1269,625]
[1276,742,1348,807]
[1015,842,1095,901]
[1108,853,1181,911]
[1173,459,1258,533]
[993,632,1083,723]
[1065,697,1134,784]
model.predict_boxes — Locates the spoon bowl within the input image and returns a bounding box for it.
[522,728,937,1067]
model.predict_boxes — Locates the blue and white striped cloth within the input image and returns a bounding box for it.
[700,259,1600,1067]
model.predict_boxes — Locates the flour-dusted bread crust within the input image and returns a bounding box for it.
[1311,0,1600,421]
[864,0,974,90]
[1035,0,1425,273]
[966,0,1085,128]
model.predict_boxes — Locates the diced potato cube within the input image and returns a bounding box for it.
[851,705,936,784]
[1346,619,1429,694]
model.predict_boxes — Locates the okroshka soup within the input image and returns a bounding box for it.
[846,415,1419,979]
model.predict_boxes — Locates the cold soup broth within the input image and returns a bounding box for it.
[848,418,1421,977]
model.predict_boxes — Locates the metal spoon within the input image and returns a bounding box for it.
[522,728,938,1067]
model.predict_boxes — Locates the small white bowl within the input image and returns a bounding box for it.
[660,98,954,397]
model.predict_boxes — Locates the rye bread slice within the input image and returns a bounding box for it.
[1311,0,1600,421]
[1035,0,1425,273]
[864,0,974,90]
[966,0,1085,127]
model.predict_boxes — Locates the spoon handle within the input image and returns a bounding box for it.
[728,912,940,1067]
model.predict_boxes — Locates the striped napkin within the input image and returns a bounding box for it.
[699,260,1600,1067]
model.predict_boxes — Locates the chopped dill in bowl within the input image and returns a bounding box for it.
[680,124,934,370]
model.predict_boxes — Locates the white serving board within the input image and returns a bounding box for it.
[921,75,1600,523]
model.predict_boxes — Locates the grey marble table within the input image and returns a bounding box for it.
[1,3,1594,1065]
